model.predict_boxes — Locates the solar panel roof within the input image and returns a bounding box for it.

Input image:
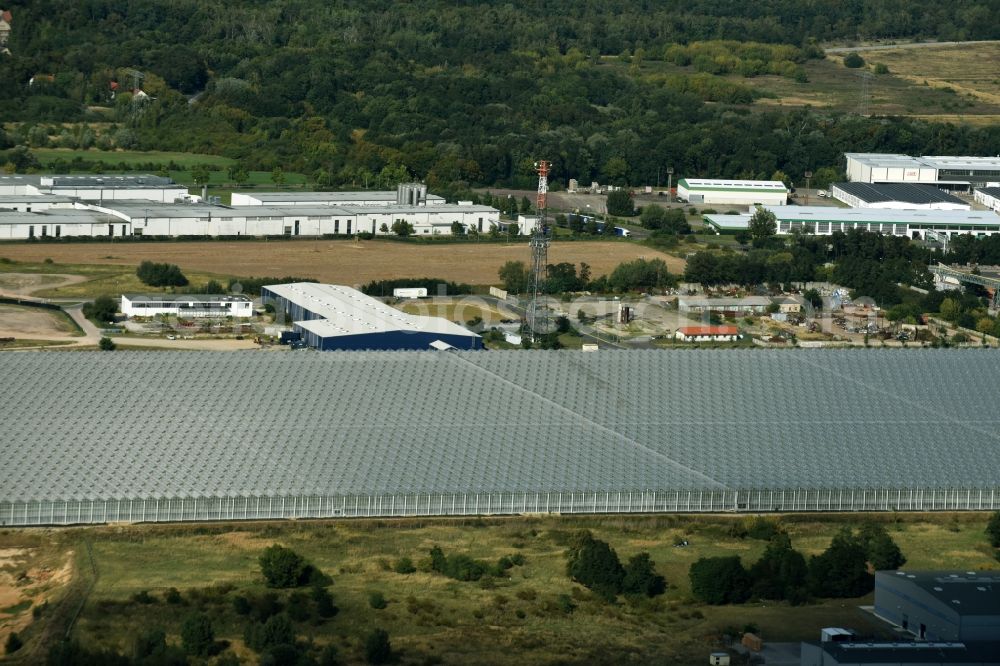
[1,350,999,503]
[833,182,967,205]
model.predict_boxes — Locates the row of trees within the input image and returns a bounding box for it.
[499,258,678,295]
[4,0,999,189]
[136,261,188,288]
[690,523,905,605]
[685,228,936,305]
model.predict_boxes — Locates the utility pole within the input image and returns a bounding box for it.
[805,170,812,206]
[667,166,674,198]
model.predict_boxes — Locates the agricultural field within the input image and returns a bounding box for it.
[1,513,996,664]
[0,240,683,294]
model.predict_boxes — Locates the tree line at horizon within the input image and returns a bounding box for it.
[0,0,999,192]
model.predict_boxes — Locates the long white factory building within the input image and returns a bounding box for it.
[844,153,1000,191]
[704,205,1000,240]
[0,176,501,239]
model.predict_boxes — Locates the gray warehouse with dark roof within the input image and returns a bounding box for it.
[874,570,1000,641]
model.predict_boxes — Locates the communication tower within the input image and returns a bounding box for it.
[527,160,551,341]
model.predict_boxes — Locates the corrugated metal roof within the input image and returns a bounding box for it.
[677,326,738,335]
[2,350,999,504]
[265,283,478,339]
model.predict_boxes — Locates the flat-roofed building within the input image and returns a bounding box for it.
[121,294,254,318]
[703,206,1000,240]
[677,179,788,206]
[0,209,127,239]
[874,570,1000,642]
[845,153,1000,191]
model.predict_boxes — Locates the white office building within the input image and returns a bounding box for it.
[121,294,254,318]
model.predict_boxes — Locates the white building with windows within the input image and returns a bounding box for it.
[0,209,126,240]
[676,179,788,206]
[704,205,1000,240]
[121,294,254,318]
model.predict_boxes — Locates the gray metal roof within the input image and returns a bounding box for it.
[833,182,967,205]
[978,187,1000,199]
[879,571,1000,615]
[242,191,446,203]
[1,350,999,504]
[264,282,477,338]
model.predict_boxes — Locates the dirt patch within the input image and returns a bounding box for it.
[0,240,684,286]
[0,304,78,338]
[0,273,88,296]
[0,549,74,647]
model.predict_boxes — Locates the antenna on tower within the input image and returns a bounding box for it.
[527,160,551,342]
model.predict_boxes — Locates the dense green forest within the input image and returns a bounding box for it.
[1,1,999,189]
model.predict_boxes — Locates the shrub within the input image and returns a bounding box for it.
[245,613,295,653]
[365,629,392,665]
[807,528,873,598]
[566,531,625,600]
[180,613,214,656]
[286,591,311,621]
[312,585,339,618]
[98,336,116,351]
[259,545,315,588]
[689,556,752,604]
[232,595,252,615]
[369,591,387,609]
[843,53,865,68]
[393,556,416,574]
[131,590,155,604]
[981,511,1000,549]
[621,553,667,598]
[5,632,22,654]
[83,294,118,323]
[164,587,182,604]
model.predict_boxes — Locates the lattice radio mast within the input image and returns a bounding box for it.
[527,160,551,341]
[857,71,873,117]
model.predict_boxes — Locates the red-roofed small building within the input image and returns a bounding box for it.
[674,325,739,342]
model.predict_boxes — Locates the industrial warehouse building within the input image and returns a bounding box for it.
[0,177,500,239]
[874,571,1000,642]
[121,294,254,319]
[231,183,446,207]
[2,350,999,526]
[261,282,482,351]
[831,182,971,210]
[676,178,788,206]
[99,201,500,237]
[703,206,1000,239]
[0,174,191,202]
[975,187,1000,213]
[845,153,1000,191]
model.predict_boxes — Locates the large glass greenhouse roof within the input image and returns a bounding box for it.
[2,350,999,503]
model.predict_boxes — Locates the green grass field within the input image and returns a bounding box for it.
[5,513,984,664]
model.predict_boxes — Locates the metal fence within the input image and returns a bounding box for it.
[3,487,999,526]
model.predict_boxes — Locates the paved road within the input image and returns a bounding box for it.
[825,40,1000,54]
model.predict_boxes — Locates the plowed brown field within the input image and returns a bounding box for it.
[0,240,682,285]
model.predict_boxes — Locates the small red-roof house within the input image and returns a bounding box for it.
[674,325,739,342]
